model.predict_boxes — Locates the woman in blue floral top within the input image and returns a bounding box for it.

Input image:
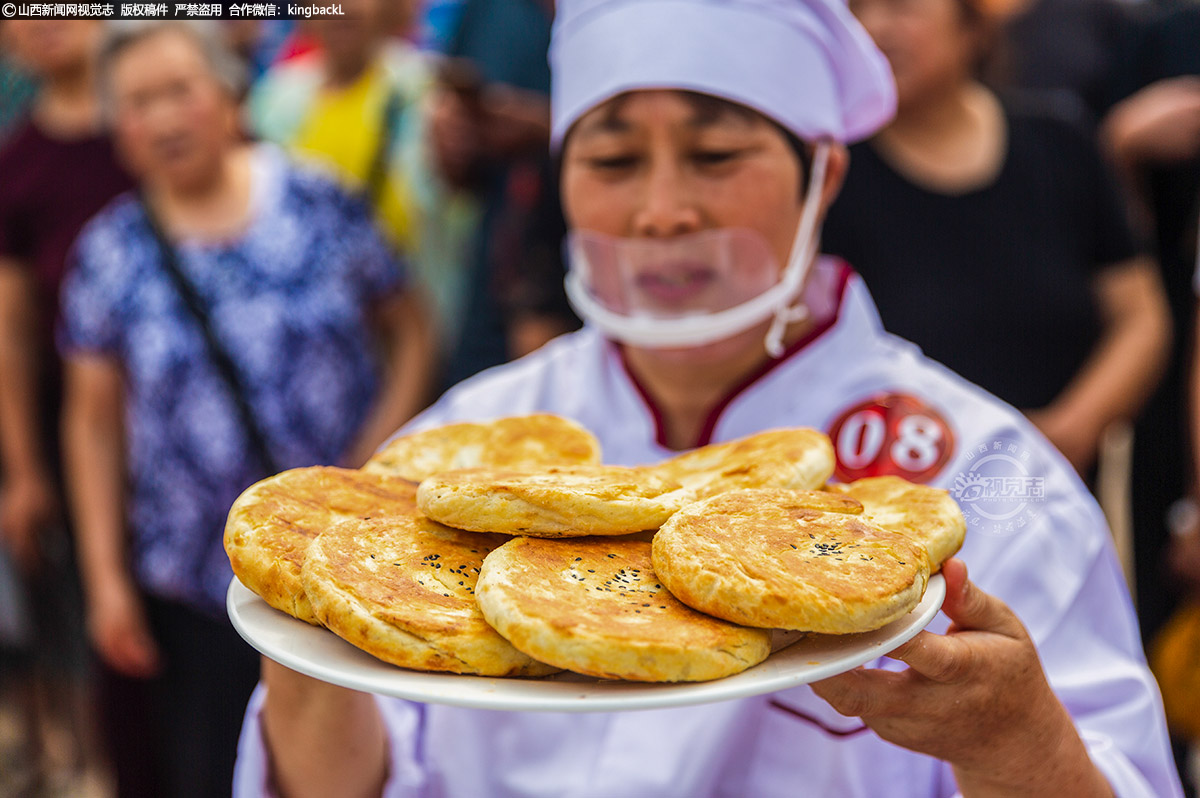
[56,21,435,798]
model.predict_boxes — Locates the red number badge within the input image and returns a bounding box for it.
[827,394,955,484]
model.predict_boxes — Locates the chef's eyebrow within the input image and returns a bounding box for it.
[682,91,813,181]
[574,94,634,138]
[574,90,761,140]
[678,91,760,130]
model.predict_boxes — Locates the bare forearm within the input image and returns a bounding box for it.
[345,296,437,466]
[0,348,47,476]
[62,370,128,595]
[261,659,389,798]
[0,265,48,476]
[1051,269,1170,436]
[349,371,429,467]
[1054,314,1167,431]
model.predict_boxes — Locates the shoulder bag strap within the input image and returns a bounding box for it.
[139,193,282,476]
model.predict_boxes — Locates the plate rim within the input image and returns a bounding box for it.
[227,573,945,713]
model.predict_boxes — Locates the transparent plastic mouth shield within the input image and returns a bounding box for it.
[565,142,830,355]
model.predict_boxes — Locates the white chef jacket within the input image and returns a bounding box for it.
[233,259,1182,797]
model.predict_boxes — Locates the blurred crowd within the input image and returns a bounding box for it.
[0,1,1197,796]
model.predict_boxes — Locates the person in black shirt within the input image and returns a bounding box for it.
[1102,6,1200,767]
[828,0,1170,476]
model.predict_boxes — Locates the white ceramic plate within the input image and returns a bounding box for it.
[227,573,944,713]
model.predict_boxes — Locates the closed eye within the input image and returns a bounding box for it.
[691,150,743,166]
[586,155,640,171]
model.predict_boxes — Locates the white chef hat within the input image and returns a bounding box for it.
[550,0,897,150]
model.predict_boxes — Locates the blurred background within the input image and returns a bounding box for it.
[0,1,1198,795]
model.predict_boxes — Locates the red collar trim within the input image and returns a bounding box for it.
[617,260,854,451]
[767,699,870,737]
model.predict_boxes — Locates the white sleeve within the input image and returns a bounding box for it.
[933,544,1180,798]
[233,683,430,797]
[958,477,1183,798]
[1043,543,1180,797]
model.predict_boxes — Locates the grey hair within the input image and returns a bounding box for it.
[97,21,248,121]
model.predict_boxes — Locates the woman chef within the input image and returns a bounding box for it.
[232,0,1181,795]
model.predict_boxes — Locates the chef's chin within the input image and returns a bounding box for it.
[631,321,774,366]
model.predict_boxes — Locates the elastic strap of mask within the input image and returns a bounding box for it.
[565,263,802,348]
[764,140,831,358]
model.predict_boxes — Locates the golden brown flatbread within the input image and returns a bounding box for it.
[416,465,686,537]
[830,476,966,570]
[363,414,602,481]
[302,514,557,676]
[224,467,418,624]
[652,489,931,634]
[475,536,771,681]
[649,428,835,501]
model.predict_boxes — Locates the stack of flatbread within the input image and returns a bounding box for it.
[224,415,965,683]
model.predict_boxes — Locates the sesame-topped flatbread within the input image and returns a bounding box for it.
[223,466,418,624]
[475,536,771,681]
[417,465,687,537]
[830,476,966,570]
[649,428,835,501]
[363,414,602,481]
[302,514,557,676]
[652,488,931,634]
